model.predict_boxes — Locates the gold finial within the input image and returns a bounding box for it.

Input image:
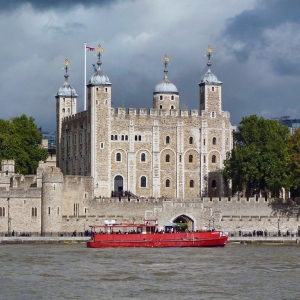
[207,45,214,53]
[97,44,104,53]
[62,59,70,73]
[163,54,170,62]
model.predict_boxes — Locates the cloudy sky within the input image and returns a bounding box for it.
[0,0,300,132]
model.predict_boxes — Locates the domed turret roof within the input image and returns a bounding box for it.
[154,78,178,93]
[154,54,178,94]
[200,67,222,84]
[57,60,77,97]
[89,61,111,85]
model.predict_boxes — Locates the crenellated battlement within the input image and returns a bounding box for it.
[111,107,201,118]
[63,111,88,123]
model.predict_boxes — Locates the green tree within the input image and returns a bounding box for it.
[222,115,290,197]
[0,115,48,174]
[286,127,300,197]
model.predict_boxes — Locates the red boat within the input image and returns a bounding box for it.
[87,220,228,248]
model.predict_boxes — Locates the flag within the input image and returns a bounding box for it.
[86,46,95,51]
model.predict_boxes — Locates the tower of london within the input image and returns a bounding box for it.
[56,45,234,199]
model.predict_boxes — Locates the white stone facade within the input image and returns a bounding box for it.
[56,52,235,199]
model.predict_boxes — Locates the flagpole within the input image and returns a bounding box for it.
[84,42,86,111]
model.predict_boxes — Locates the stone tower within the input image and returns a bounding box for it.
[199,45,227,197]
[41,167,63,234]
[86,45,112,197]
[153,54,179,110]
[55,59,78,170]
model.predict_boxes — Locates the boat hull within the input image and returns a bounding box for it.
[87,231,228,248]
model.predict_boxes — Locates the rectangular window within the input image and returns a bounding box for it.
[48,207,51,215]
[100,142,104,149]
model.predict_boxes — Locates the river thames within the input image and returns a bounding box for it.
[0,243,299,300]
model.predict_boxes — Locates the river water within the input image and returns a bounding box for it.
[0,243,299,300]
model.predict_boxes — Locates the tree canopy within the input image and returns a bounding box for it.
[222,115,290,197]
[0,115,48,174]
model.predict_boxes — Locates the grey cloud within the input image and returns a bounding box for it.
[44,22,85,36]
[223,0,300,62]
[0,0,122,11]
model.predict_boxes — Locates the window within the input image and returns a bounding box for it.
[190,180,194,188]
[166,179,170,187]
[171,95,174,100]
[48,207,51,215]
[139,135,141,141]
[212,180,217,189]
[166,136,170,144]
[0,207,5,217]
[160,95,163,100]
[116,153,121,162]
[57,207,60,215]
[105,88,108,92]
[166,154,170,162]
[160,105,162,109]
[203,139,205,145]
[114,135,118,140]
[141,176,147,188]
[100,142,104,149]
[179,155,182,163]
[212,155,216,163]
[189,137,193,144]
[204,155,206,163]
[141,153,146,162]
[111,135,114,140]
[32,207,37,217]
[171,105,174,109]
[212,87,214,91]
[125,135,128,141]
[211,112,215,118]
[189,155,193,163]
[213,137,216,145]
[121,135,124,141]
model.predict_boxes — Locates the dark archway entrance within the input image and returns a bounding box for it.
[113,175,123,197]
[173,215,194,231]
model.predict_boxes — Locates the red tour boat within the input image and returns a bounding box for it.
[87,220,228,248]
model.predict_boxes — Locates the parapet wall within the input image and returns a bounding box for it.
[111,107,200,117]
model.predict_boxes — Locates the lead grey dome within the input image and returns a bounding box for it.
[57,74,77,97]
[89,61,111,85]
[200,67,222,84]
[154,78,178,93]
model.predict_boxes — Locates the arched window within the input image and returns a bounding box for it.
[116,153,121,162]
[141,176,147,188]
[121,135,124,141]
[114,135,118,140]
[212,180,217,189]
[171,105,174,109]
[190,180,194,188]
[139,135,141,141]
[160,95,163,100]
[125,135,128,141]
[166,154,170,162]
[189,155,193,163]
[171,95,174,100]
[212,155,216,163]
[141,153,146,162]
[189,137,193,144]
[166,136,170,144]
[166,179,170,187]
[213,137,216,145]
